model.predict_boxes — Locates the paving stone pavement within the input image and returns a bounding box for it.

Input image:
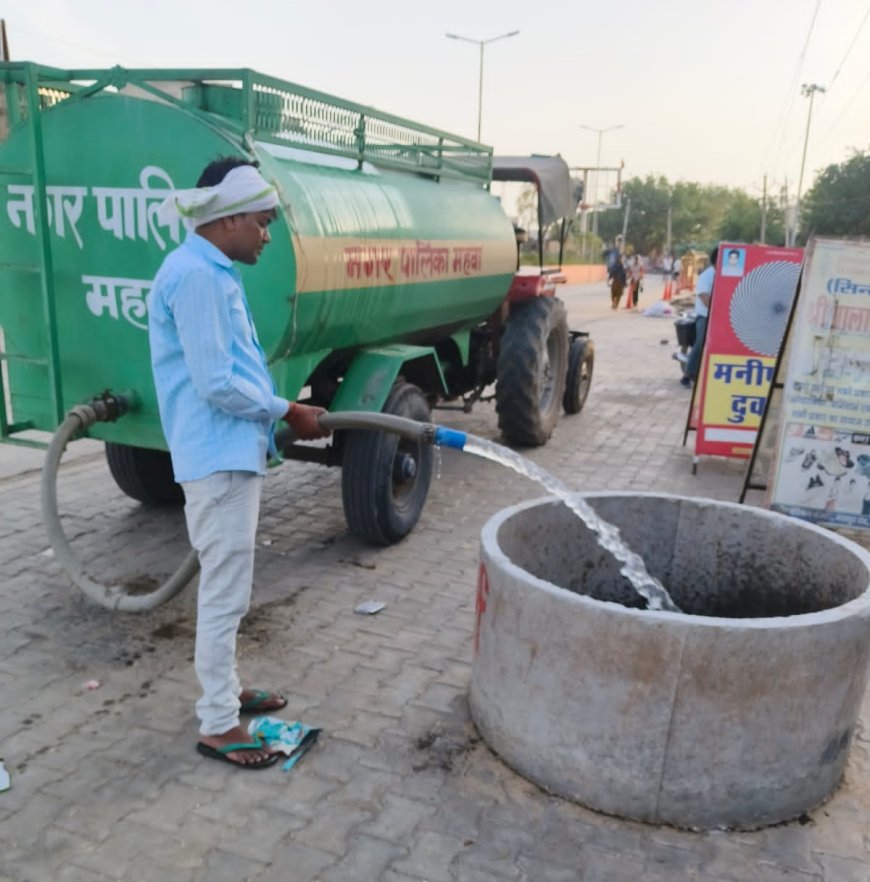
[0,278,868,882]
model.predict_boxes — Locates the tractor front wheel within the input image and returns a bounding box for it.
[563,337,595,415]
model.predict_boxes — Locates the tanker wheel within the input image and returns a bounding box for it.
[496,296,569,446]
[563,337,595,415]
[341,381,434,545]
[105,442,184,506]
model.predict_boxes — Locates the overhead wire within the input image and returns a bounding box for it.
[827,3,870,87]
[12,22,148,65]
[763,0,823,177]
[813,65,870,147]
[805,192,870,207]
[813,2,870,148]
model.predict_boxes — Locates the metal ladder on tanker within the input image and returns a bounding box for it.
[0,62,63,449]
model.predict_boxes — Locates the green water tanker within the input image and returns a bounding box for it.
[0,63,593,554]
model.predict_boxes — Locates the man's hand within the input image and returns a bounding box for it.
[284,403,331,440]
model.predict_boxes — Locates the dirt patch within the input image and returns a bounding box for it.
[413,726,481,773]
[339,557,377,570]
[238,586,312,643]
[121,576,161,596]
[150,620,195,640]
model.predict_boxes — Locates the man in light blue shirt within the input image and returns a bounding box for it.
[682,246,718,388]
[149,158,330,769]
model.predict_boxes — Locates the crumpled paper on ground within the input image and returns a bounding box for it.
[247,715,321,771]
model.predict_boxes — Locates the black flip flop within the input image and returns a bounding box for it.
[196,737,280,769]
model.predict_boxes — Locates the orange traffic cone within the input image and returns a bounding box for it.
[663,279,672,301]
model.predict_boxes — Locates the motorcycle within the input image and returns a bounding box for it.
[672,313,696,379]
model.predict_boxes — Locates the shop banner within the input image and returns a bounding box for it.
[695,243,803,459]
[768,238,870,529]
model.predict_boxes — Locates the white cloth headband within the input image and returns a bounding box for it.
[157,164,279,229]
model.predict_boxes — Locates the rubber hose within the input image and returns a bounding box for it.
[318,411,438,442]
[306,411,466,449]
[44,408,462,612]
[41,405,200,612]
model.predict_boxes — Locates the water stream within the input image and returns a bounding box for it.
[456,433,682,613]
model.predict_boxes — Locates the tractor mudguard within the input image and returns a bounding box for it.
[329,345,448,413]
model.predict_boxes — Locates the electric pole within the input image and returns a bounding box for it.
[621,197,631,243]
[793,83,825,246]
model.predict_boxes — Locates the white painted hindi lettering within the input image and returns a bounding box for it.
[83,274,150,330]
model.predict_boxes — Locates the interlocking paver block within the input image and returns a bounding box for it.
[359,793,437,843]
[813,855,870,882]
[391,830,466,882]
[317,835,407,882]
[190,850,268,882]
[0,281,867,881]
[256,841,334,882]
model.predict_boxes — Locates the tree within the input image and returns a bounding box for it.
[718,190,785,246]
[596,175,670,255]
[595,175,785,257]
[801,149,870,239]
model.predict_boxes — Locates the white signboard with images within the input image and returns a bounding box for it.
[768,238,870,529]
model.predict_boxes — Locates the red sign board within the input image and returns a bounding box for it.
[694,244,803,459]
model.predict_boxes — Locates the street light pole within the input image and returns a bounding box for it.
[593,130,605,236]
[446,30,519,142]
[793,82,825,246]
[578,123,624,236]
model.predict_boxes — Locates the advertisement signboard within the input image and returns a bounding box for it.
[768,238,870,529]
[694,244,803,459]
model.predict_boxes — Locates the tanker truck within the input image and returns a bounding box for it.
[0,64,594,558]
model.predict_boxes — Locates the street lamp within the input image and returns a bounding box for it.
[446,30,519,142]
[579,123,624,235]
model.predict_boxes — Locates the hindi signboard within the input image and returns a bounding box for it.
[768,238,870,529]
[694,244,803,459]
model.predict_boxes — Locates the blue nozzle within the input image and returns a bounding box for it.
[433,426,467,450]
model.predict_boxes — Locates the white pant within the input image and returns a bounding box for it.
[182,471,263,736]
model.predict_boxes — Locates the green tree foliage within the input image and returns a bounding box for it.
[515,184,538,233]
[801,149,870,239]
[526,148,868,263]
[719,191,786,246]
[593,176,779,256]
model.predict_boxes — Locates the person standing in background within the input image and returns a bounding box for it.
[681,246,718,388]
[628,256,644,308]
[608,256,627,310]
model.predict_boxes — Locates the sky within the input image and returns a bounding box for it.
[5,0,870,203]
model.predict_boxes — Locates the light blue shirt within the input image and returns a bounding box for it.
[148,232,289,483]
[695,265,715,319]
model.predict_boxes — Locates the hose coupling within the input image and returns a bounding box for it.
[433,426,467,450]
[421,423,437,445]
[87,390,139,423]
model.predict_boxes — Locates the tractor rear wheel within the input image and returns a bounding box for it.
[563,337,595,414]
[496,297,569,446]
[341,381,433,545]
[105,442,184,506]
